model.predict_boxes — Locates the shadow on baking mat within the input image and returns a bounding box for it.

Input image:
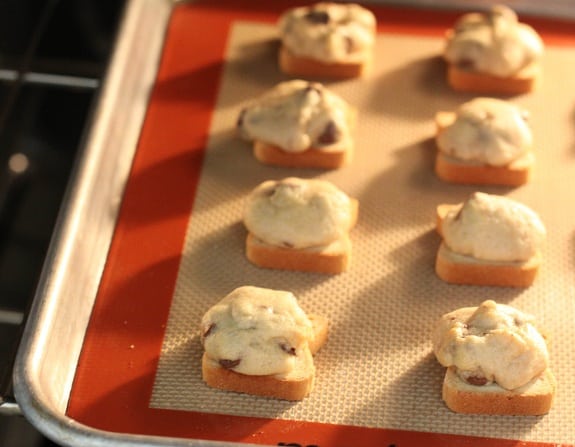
[223,36,285,96]
[119,149,205,225]
[343,352,550,445]
[364,55,464,120]
[181,221,333,295]
[356,140,438,234]
[153,60,226,104]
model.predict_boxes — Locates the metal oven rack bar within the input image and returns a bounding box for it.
[11,0,191,445]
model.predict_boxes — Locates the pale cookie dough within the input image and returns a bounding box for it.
[441,192,545,263]
[436,98,532,167]
[200,286,329,400]
[444,5,543,78]
[244,177,356,250]
[433,300,548,390]
[279,2,376,64]
[201,286,314,376]
[237,80,353,153]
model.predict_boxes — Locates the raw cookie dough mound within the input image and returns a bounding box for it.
[237,80,355,169]
[243,177,358,273]
[433,300,556,415]
[434,97,534,186]
[443,5,544,94]
[278,2,376,79]
[435,192,545,287]
[200,286,329,400]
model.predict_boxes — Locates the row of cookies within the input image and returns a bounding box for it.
[428,3,554,417]
[420,4,555,418]
[198,2,555,417]
[199,3,371,405]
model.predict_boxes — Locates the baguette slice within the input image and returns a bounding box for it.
[202,314,329,401]
[279,45,371,79]
[253,139,352,169]
[434,111,533,186]
[246,232,352,274]
[246,198,358,274]
[446,60,540,95]
[442,366,556,415]
[435,204,541,287]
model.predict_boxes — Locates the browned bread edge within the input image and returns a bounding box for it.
[246,233,352,274]
[253,140,351,169]
[442,366,556,415]
[279,45,370,79]
[446,63,540,95]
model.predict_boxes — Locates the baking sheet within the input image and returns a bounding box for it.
[148,18,575,444]
[24,1,575,446]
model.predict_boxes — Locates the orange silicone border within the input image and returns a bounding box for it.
[66,2,575,446]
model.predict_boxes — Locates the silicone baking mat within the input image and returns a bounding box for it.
[67,1,575,446]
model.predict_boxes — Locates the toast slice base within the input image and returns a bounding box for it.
[446,63,540,95]
[434,152,532,186]
[253,140,351,169]
[246,233,352,274]
[279,45,370,79]
[442,367,556,415]
[435,242,541,287]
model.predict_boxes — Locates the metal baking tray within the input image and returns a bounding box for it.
[12,1,575,446]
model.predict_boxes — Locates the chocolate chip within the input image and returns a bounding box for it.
[514,316,525,326]
[237,108,247,128]
[202,323,216,339]
[305,10,330,24]
[465,375,488,386]
[456,58,475,70]
[453,207,463,221]
[279,342,297,356]
[317,121,340,145]
[219,358,241,369]
[263,186,276,197]
[344,36,355,54]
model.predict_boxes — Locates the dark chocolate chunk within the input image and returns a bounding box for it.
[317,121,340,145]
[202,323,216,339]
[344,35,355,54]
[465,375,488,386]
[456,58,476,70]
[219,358,241,369]
[305,10,330,24]
[237,108,247,128]
[279,342,297,356]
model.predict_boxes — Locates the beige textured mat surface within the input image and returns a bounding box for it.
[151,22,575,443]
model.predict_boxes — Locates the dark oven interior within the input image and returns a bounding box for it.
[0,0,125,444]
